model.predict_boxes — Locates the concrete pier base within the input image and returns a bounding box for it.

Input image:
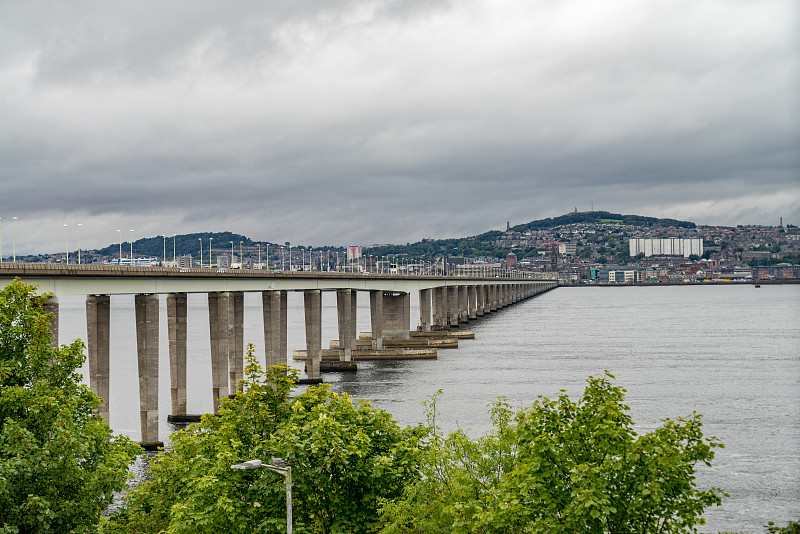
[86,295,110,422]
[370,290,384,349]
[135,294,159,444]
[167,293,187,415]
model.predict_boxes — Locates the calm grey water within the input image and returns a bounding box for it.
[57,285,799,532]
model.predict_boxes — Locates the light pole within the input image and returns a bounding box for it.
[209,237,213,268]
[77,223,82,264]
[258,243,261,269]
[172,234,176,265]
[130,229,134,261]
[117,230,122,264]
[0,217,3,264]
[239,241,243,269]
[63,224,69,264]
[266,244,269,270]
[198,238,203,269]
[162,234,166,265]
[230,241,234,268]
[12,217,18,262]
[231,458,292,534]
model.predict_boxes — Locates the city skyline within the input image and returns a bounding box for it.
[1,0,798,255]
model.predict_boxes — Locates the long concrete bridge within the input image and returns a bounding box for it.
[1,263,557,443]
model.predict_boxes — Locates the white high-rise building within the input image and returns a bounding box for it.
[629,238,703,258]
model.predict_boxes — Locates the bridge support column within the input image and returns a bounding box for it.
[43,296,59,347]
[135,294,159,444]
[304,290,322,380]
[167,293,187,415]
[337,289,357,361]
[468,286,477,320]
[419,289,432,331]
[229,291,244,394]
[447,286,459,328]
[477,286,486,316]
[262,290,287,368]
[86,295,110,422]
[370,290,384,349]
[383,292,410,340]
[458,286,469,324]
[208,292,229,414]
[432,287,446,329]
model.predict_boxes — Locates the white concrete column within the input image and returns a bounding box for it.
[229,291,244,394]
[337,289,356,361]
[304,290,322,380]
[43,296,59,347]
[262,290,287,367]
[370,290,384,349]
[468,286,478,320]
[135,294,160,444]
[447,286,459,328]
[208,292,229,414]
[86,295,110,422]
[419,288,432,331]
[167,293,187,415]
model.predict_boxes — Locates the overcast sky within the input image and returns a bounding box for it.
[1,0,798,255]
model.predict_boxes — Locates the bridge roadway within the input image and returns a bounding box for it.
[1,263,557,443]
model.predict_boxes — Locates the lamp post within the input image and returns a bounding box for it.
[209,237,213,268]
[239,241,243,269]
[231,458,292,534]
[257,243,261,269]
[230,241,234,269]
[12,217,18,262]
[173,234,176,265]
[162,234,166,265]
[130,229,134,261]
[117,230,122,264]
[63,224,69,264]
[77,223,82,264]
[266,244,269,270]
[198,238,202,269]
[1,217,4,264]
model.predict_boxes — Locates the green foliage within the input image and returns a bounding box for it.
[104,345,423,534]
[381,373,726,534]
[765,520,800,534]
[0,279,140,533]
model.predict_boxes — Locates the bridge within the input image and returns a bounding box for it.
[1,263,557,443]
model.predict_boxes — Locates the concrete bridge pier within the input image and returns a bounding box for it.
[383,291,411,340]
[208,292,230,414]
[489,285,497,312]
[432,286,446,330]
[229,291,244,394]
[370,290,384,349]
[43,296,59,347]
[86,295,110,422]
[458,286,469,324]
[304,290,322,379]
[478,286,487,316]
[419,288,432,332]
[262,290,288,368]
[166,293,187,415]
[447,286,459,328]
[337,289,357,361]
[468,286,478,320]
[135,294,159,444]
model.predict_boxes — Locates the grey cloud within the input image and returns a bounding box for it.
[1,0,798,255]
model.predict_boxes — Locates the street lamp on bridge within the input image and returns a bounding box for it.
[231,458,292,534]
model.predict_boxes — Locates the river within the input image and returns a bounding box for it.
[55,284,799,532]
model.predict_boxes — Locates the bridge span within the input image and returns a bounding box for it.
[1,263,557,443]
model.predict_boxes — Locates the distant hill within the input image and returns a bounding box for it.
[95,232,262,258]
[362,211,695,260]
[509,211,695,232]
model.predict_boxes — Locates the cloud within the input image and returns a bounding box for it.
[1,0,798,254]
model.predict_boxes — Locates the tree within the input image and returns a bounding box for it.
[381,373,726,534]
[0,279,140,533]
[104,346,423,534]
